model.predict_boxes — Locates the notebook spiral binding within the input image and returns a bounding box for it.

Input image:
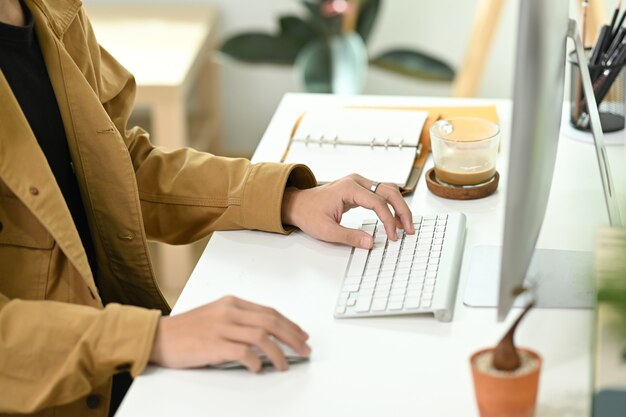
[295,134,422,154]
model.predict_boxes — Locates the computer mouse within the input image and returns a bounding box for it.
[212,338,309,370]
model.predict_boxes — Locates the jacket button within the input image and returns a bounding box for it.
[85,394,101,410]
[29,186,39,196]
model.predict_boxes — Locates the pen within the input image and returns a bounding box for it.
[614,7,626,37]
[579,42,626,117]
[582,0,589,47]
[596,45,626,103]
[602,26,626,65]
[590,25,611,67]
[609,0,622,36]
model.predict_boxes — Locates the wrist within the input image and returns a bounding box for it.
[149,317,168,366]
[281,187,301,227]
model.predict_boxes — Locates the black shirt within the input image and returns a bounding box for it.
[0,4,98,277]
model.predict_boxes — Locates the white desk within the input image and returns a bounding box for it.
[116,94,625,417]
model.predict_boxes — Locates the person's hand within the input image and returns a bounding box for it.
[149,296,311,372]
[281,173,414,249]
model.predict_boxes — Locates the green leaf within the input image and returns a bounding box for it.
[295,39,333,93]
[371,49,455,81]
[220,33,300,65]
[356,0,380,43]
[279,15,317,49]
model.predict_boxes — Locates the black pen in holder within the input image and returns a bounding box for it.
[569,49,626,132]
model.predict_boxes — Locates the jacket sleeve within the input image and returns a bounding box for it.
[78,9,317,245]
[0,292,160,414]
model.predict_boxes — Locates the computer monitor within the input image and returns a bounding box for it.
[497,0,623,320]
[498,0,619,320]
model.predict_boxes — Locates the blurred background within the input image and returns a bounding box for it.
[82,0,618,303]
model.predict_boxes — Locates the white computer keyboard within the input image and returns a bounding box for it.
[334,213,466,322]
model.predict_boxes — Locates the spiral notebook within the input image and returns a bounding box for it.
[281,108,429,187]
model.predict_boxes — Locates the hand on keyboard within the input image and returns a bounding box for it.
[281,173,415,249]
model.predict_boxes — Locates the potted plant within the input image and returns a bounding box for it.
[219,0,454,94]
[470,301,542,417]
[593,226,626,417]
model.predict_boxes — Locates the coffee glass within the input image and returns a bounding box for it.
[430,118,500,187]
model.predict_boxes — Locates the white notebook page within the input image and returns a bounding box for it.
[284,108,428,185]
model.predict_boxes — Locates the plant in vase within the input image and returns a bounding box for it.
[219,0,455,94]
[470,301,542,417]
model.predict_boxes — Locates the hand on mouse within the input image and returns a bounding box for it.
[149,295,311,372]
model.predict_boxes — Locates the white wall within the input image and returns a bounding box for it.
[84,0,610,157]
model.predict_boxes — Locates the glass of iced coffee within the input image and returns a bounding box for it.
[430,118,500,187]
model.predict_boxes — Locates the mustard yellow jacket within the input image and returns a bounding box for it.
[0,1,315,416]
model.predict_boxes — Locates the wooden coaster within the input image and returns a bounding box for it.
[425,168,499,200]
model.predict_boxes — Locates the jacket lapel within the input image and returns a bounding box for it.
[0,72,94,288]
[26,0,155,298]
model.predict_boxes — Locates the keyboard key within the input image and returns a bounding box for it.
[362,223,376,234]
[377,276,393,284]
[405,297,421,309]
[416,243,431,251]
[336,305,347,315]
[406,289,421,298]
[362,274,378,283]
[390,288,406,296]
[342,282,360,292]
[374,288,390,298]
[359,288,375,297]
[380,263,396,272]
[376,284,392,294]
[396,266,411,276]
[371,298,388,311]
[411,263,427,272]
[387,296,404,310]
[347,248,369,277]
[391,279,408,288]
[361,281,377,290]
[407,281,423,290]
[347,294,357,306]
[355,296,373,312]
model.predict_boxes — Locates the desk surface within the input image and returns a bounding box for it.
[116,94,625,417]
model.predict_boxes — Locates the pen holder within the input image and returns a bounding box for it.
[569,50,626,133]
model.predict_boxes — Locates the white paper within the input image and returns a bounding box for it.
[285,143,418,185]
[285,108,428,186]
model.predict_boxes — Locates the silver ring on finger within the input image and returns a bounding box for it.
[370,181,381,193]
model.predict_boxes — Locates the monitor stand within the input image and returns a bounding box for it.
[567,19,622,227]
[463,246,594,308]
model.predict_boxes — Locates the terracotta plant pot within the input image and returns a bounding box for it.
[470,347,542,417]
